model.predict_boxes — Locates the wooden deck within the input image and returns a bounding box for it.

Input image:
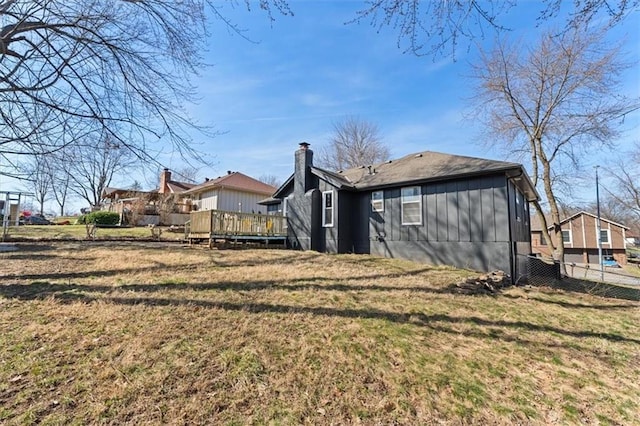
[186,209,287,247]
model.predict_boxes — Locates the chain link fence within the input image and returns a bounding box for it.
[522,255,640,301]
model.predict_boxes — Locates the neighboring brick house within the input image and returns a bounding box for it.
[157,168,196,194]
[531,211,629,265]
[102,169,196,225]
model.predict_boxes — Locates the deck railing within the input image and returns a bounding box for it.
[188,209,286,238]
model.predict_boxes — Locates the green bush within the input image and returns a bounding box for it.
[79,211,120,225]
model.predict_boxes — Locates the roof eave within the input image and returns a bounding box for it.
[352,166,533,193]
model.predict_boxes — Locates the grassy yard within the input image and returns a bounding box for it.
[1,243,639,425]
[3,224,184,241]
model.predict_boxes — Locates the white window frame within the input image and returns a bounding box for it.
[401,186,422,226]
[600,229,610,245]
[282,197,288,228]
[371,190,384,212]
[322,191,334,227]
[561,229,572,245]
[515,191,523,222]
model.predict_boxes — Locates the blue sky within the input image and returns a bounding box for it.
[173,1,639,200]
[2,1,638,213]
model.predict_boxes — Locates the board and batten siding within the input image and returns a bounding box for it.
[195,189,218,211]
[195,188,270,214]
[354,174,517,273]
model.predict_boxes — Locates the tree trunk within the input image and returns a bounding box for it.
[539,145,566,274]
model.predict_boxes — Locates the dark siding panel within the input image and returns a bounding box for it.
[418,188,429,241]
[458,181,471,242]
[493,176,509,242]
[426,185,438,241]
[354,193,371,251]
[370,240,512,275]
[447,182,459,241]
[481,178,496,242]
[337,191,352,253]
[436,183,447,241]
[469,179,482,242]
[389,188,401,241]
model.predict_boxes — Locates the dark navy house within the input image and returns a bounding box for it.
[261,143,538,282]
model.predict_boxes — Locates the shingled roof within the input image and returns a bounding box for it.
[184,172,276,196]
[323,151,537,200]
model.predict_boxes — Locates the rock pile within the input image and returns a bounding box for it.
[451,270,509,294]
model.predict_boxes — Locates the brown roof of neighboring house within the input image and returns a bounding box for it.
[531,211,629,231]
[165,181,196,193]
[559,211,629,230]
[184,172,276,196]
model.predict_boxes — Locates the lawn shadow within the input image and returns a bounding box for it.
[500,292,639,310]
[1,281,638,347]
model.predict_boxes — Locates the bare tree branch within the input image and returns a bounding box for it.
[317,116,390,171]
[471,24,640,264]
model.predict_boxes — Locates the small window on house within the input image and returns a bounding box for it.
[540,233,547,246]
[600,229,610,244]
[282,197,288,228]
[371,191,384,212]
[516,191,523,222]
[322,191,334,227]
[401,186,422,225]
[561,230,572,244]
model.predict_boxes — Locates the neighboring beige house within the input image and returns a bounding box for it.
[532,211,629,265]
[182,171,276,214]
[102,169,275,224]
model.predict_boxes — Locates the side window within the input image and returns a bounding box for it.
[561,230,572,244]
[401,186,422,225]
[322,191,334,227]
[600,229,610,244]
[371,190,384,212]
[282,197,288,228]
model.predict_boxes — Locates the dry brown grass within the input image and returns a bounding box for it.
[1,242,639,425]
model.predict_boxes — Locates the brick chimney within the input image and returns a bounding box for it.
[159,168,171,194]
[295,142,314,194]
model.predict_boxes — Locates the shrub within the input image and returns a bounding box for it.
[82,211,120,225]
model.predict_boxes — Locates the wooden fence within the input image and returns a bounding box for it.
[186,209,286,241]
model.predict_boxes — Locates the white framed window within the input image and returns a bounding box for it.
[515,191,523,222]
[561,229,572,245]
[371,191,384,212]
[282,197,288,228]
[401,186,422,225]
[600,229,610,244]
[322,191,334,227]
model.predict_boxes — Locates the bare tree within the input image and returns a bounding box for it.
[46,147,75,216]
[173,166,200,184]
[318,116,390,171]
[21,155,52,215]
[352,0,639,57]
[606,143,640,221]
[472,25,639,264]
[66,133,136,209]
[258,174,282,188]
[129,180,144,192]
[0,1,293,171]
